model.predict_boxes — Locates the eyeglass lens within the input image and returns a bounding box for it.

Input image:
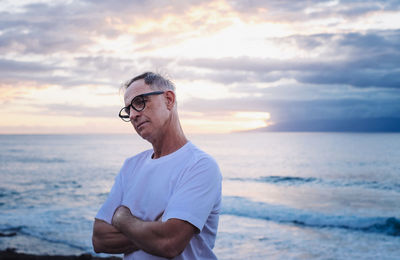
[131,96,146,111]
[119,91,164,122]
[119,96,146,120]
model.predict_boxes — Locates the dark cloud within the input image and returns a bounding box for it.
[0,55,149,88]
[181,93,400,123]
[287,30,400,58]
[0,7,96,54]
[0,58,54,72]
[226,0,400,21]
[178,30,400,89]
[179,56,400,88]
[0,57,121,88]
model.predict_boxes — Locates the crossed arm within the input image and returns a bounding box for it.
[92,206,197,258]
[92,219,138,254]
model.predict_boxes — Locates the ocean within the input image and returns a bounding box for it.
[0,133,399,259]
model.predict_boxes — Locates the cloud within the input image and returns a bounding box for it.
[0,58,53,72]
[2,0,399,56]
[0,4,100,54]
[2,1,399,89]
[1,0,399,133]
[0,55,145,89]
[178,29,400,89]
[181,94,400,123]
[179,78,400,123]
[226,0,400,22]
[0,58,110,88]
[38,103,119,118]
[0,0,236,55]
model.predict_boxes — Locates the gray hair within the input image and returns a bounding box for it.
[123,72,175,92]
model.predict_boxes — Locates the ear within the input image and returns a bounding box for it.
[164,91,175,110]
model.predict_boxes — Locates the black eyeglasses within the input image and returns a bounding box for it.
[119,91,164,122]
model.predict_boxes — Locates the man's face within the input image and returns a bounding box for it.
[124,79,169,141]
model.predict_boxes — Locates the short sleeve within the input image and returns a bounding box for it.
[162,157,222,231]
[95,162,125,224]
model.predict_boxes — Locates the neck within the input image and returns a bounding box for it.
[151,115,188,159]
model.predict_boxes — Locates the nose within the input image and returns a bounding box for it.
[129,106,141,121]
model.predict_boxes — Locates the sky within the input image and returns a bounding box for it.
[1,0,400,134]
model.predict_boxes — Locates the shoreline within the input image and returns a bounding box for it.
[0,248,122,260]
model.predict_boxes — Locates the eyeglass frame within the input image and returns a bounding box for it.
[118,91,165,122]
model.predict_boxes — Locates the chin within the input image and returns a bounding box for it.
[136,128,152,141]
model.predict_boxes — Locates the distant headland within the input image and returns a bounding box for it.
[244,118,400,133]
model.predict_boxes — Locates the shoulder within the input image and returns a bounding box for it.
[124,149,152,164]
[184,142,222,179]
[184,142,216,163]
[119,149,152,173]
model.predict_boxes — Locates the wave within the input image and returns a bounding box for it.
[229,176,317,185]
[0,225,89,251]
[227,175,400,192]
[0,226,22,237]
[222,196,400,237]
[0,188,20,198]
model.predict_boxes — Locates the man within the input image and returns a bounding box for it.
[92,72,222,259]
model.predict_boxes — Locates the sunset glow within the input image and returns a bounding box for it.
[1,0,399,134]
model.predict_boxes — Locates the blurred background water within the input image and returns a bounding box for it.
[0,133,400,259]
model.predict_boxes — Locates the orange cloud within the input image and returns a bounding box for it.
[0,80,50,103]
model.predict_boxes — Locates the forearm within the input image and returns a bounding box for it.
[92,218,139,254]
[117,216,175,257]
[112,206,195,258]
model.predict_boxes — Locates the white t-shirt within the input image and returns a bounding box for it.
[96,141,222,259]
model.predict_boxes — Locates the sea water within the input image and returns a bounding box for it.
[0,133,399,259]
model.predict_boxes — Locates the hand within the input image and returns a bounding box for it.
[112,205,133,229]
[109,206,195,258]
[92,218,139,254]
